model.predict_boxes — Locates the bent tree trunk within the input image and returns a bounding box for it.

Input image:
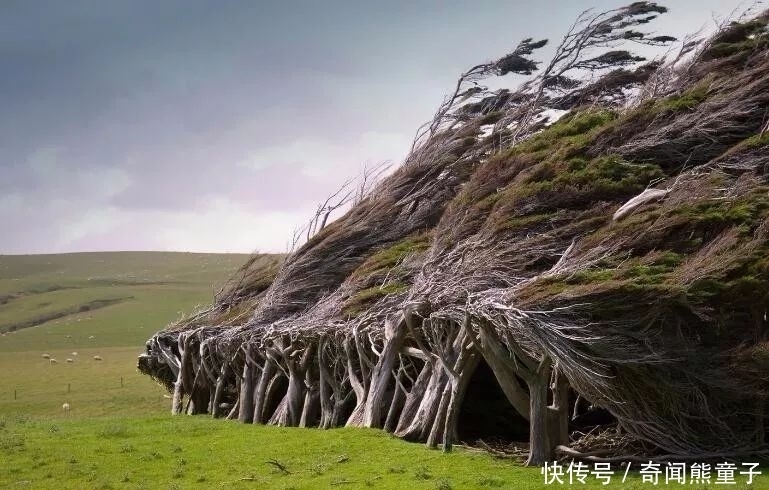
[364,314,406,428]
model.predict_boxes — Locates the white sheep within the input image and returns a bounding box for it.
[72,352,78,356]
[42,353,51,359]
[49,358,58,364]
[66,358,74,363]
[88,335,95,339]
[93,355,103,361]
[62,402,70,413]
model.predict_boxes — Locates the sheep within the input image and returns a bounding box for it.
[71,352,78,356]
[93,355,103,361]
[66,358,74,363]
[88,335,95,339]
[42,353,51,359]
[49,358,58,364]
[62,402,70,413]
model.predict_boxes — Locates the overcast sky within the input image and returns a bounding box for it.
[0,0,744,254]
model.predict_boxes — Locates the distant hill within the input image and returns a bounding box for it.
[0,252,280,351]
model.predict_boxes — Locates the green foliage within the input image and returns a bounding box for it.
[673,187,769,229]
[741,132,769,149]
[510,109,618,158]
[494,212,556,233]
[554,155,663,195]
[490,154,663,226]
[353,233,431,279]
[702,17,769,61]
[342,282,408,318]
[652,82,710,113]
[564,252,683,287]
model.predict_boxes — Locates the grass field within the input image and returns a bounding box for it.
[0,252,256,419]
[0,252,765,489]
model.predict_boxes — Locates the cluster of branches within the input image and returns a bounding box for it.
[412,1,678,154]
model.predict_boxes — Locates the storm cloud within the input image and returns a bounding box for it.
[0,0,741,253]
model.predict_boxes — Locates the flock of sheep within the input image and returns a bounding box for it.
[41,334,103,364]
[41,352,103,363]
[40,348,104,414]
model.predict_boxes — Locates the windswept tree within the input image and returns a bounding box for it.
[139,3,769,467]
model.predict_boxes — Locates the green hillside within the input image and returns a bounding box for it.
[0,252,263,418]
[0,252,255,351]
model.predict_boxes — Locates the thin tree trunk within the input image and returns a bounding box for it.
[427,383,452,448]
[238,347,256,423]
[395,361,434,433]
[364,314,406,428]
[262,372,285,422]
[299,369,318,428]
[282,365,305,426]
[172,368,184,415]
[526,366,552,466]
[344,339,368,427]
[384,372,405,433]
[443,352,479,452]
[211,361,230,418]
[252,358,276,424]
[396,362,447,441]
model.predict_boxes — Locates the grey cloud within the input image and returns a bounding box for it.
[0,0,744,253]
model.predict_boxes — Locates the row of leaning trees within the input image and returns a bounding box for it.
[140,3,769,465]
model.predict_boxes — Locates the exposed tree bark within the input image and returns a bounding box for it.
[526,360,552,466]
[443,349,480,452]
[396,360,448,441]
[238,345,257,423]
[263,372,286,423]
[427,382,452,449]
[364,314,406,428]
[252,358,277,423]
[211,361,230,418]
[171,333,192,415]
[548,364,570,448]
[395,360,434,433]
[384,370,406,433]
[300,367,319,428]
[283,362,305,426]
[171,368,184,415]
[344,338,368,427]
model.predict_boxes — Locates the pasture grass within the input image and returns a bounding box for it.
[6,415,756,490]
[0,347,167,419]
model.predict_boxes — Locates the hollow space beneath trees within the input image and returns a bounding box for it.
[456,359,618,445]
[457,359,530,443]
